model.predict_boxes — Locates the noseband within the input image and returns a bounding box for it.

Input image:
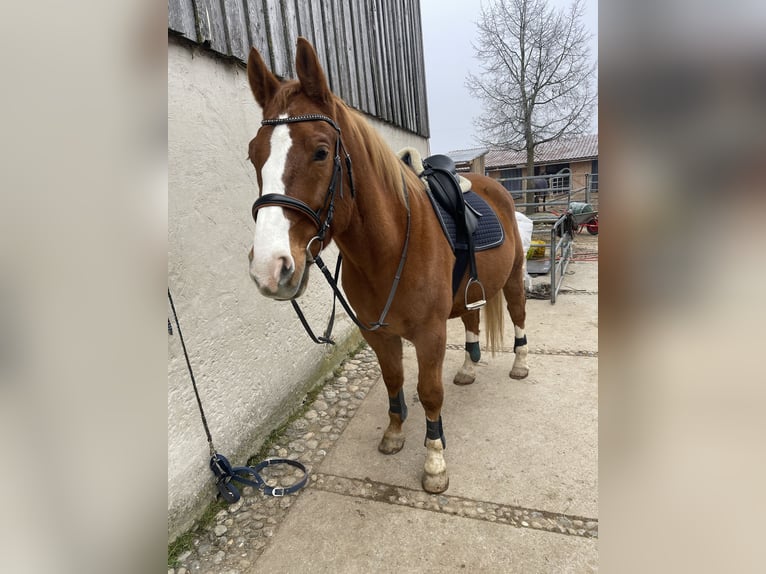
[251,114,356,257]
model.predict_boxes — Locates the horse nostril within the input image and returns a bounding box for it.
[278,256,294,284]
[248,247,254,263]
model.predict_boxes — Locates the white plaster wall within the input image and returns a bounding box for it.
[168,39,428,540]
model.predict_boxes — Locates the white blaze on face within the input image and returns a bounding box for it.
[251,116,295,292]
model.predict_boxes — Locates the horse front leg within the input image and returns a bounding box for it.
[453,310,480,386]
[414,325,449,493]
[364,332,407,454]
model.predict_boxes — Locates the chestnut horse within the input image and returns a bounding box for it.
[246,38,529,493]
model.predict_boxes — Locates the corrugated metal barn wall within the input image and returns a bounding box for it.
[168,0,430,138]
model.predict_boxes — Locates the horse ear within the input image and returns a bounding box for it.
[247,46,280,109]
[295,37,331,103]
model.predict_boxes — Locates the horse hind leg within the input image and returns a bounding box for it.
[503,261,530,380]
[364,332,407,454]
[453,310,481,386]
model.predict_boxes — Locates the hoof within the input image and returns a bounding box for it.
[509,366,529,379]
[422,471,449,493]
[452,371,476,386]
[378,434,406,455]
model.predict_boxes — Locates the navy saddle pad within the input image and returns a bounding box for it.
[426,189,505,252]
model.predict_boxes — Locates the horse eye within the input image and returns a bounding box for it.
[313,147,329,161]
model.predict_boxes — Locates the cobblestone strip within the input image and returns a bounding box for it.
[313,473,598,539]
[443,342,598,358]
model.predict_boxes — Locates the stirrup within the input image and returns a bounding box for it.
[464,277,486,311]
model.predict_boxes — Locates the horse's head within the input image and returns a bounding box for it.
[246,38,343,300]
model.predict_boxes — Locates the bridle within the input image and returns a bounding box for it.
[251,114,356,261]
[250,113,411,344]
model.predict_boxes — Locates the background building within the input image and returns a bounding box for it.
[451,134,599,197]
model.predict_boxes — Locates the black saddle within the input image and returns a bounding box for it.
[421,155,480,236]
[420,154,486,309]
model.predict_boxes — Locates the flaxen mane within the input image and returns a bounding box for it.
[333,99,424,203]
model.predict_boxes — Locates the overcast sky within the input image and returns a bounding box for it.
[420,0,598,154]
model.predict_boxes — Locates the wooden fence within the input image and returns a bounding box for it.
[168,0,430,137]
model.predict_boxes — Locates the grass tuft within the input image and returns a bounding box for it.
[248,372,331,466]
[168,499,226,568]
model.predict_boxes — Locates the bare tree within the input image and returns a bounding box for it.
[468,0,596,211]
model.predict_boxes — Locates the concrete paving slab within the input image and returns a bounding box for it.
[255,489,598,573]
[561,262,598,293]
[320,348,597,517]
[519,295,598,354]
[446,296,598,354]
[445,264,598,354]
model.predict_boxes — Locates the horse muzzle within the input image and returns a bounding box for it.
[248,247,311,300]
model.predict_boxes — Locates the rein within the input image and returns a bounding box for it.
[251,113,411,344]
[309,172,410,336]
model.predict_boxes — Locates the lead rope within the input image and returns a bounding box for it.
[168,288,217,456]
[168,288,308,501]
